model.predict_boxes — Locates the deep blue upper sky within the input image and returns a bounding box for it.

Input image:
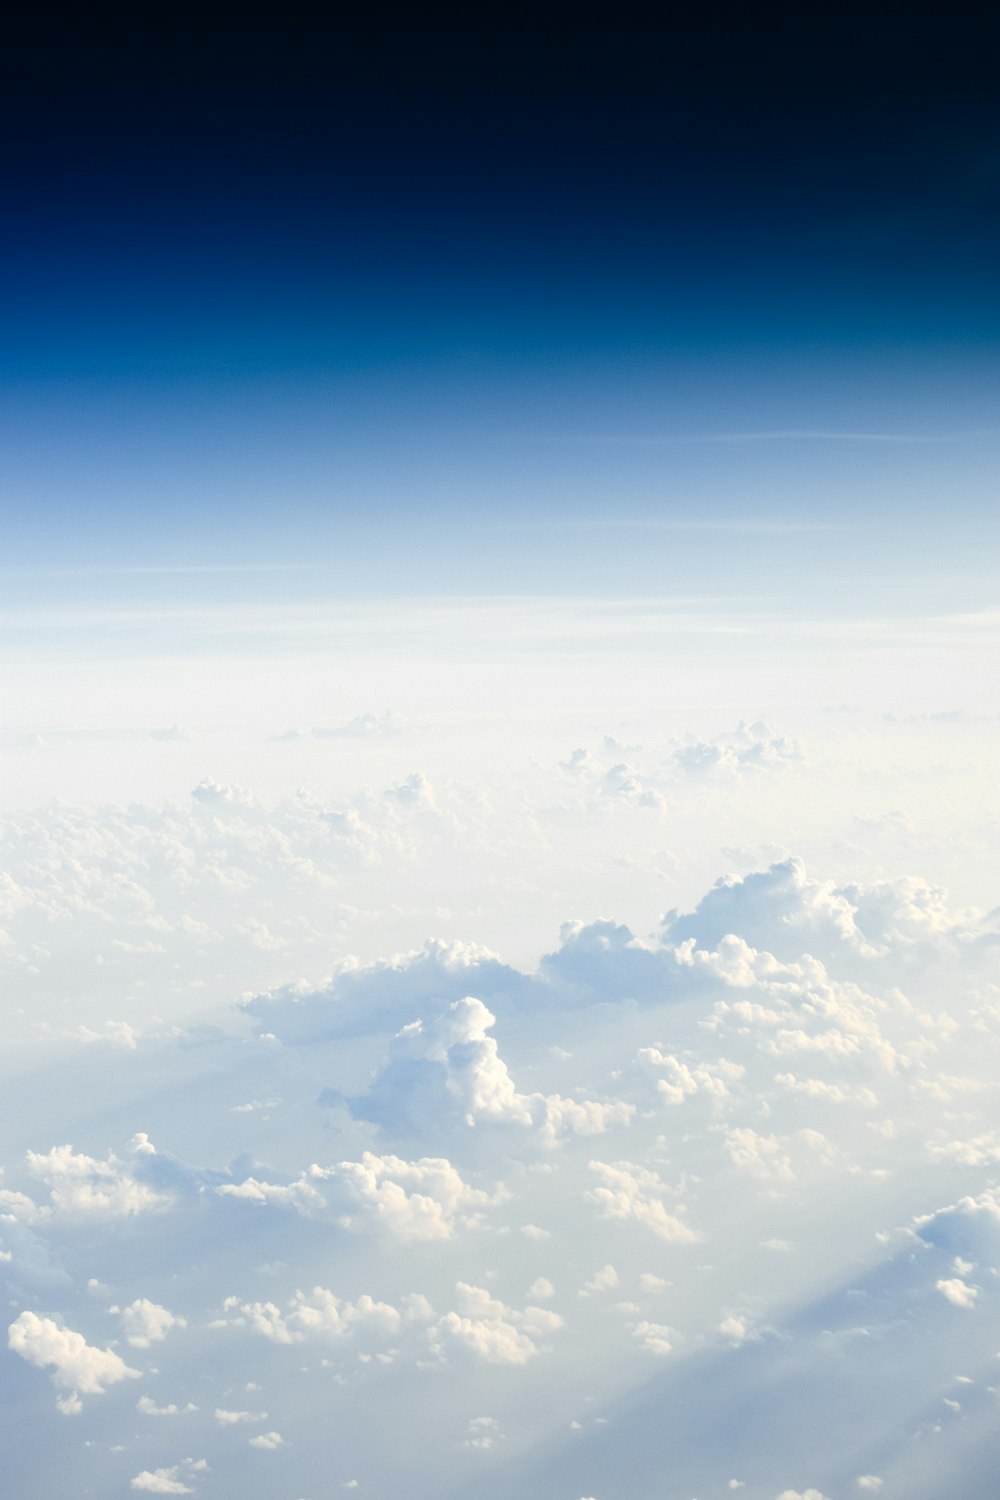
[3,8,998,598]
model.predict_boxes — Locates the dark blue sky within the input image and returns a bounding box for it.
[3,8,998,596]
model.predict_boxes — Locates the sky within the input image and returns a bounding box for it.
[2,9,1000,1500]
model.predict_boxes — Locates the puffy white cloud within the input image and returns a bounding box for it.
[665,860,873,961]
[630,1319,673,1355]
[4,799,1000,1500]
[215,1175,324,1212]
[314,1151,500,1241]
[579,1264,619,1297]
[637,1047,737,1105]
[724,1128,794,1182]
[246,939,533,1046]
[131,1473,193,1496]
[666,858,998,980]
[935,1277,978,1309]
[12,1141,171,1222]
[393,997,535,1128]
[119,1298,186,1348]
[137,1395,197,1417]
[433,1283,564,1366]
[130,1462,207,1494]
[220,1286,405,1349]
[540,919,666,1004]
[74,1019,139,1049]
[464,1414,502,1450]
[347,996,633,1143]
[586,1161,700,1243]
[8,1311,139,1408]
[672,722,805,777]
[248,1430,285,1450]
[774,1073,878,1107]
[538,1093,635,1144]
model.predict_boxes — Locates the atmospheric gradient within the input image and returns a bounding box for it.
[2,11,999,1500]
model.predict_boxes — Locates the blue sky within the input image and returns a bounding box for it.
[3,18,1000,1498]
[3,12,998,607]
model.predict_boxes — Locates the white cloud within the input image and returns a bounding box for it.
[130,1464,206,1495]
[724,1127,794,1182]
[465,1414,502,1450]
[631,1319,673,1355]
[137,1395,197,1417]
[119,1298,186,1348]
[579,1264,619,1297]
[936,1277,979,1310]
[220,1286,404,1350]
[4,766,1000,1500]
[248,1431,285,1450]
[586,1161,700,1242]
[349,995,633,1143]
[16,1142,170,1221]
[433,1283,564,1366]
[314,1151,501,1241]
[8,1311,139,1409]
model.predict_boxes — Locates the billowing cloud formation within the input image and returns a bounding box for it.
[17,1143,169,1220]
[246,941,535,1045]
[130,1460,207,1494]
[8,1311,139,1411]
[586,1161,700,1243]
[3,809,1000,1500]
[216,1150,501,1241]
[119,1298,186,1348]
[345,995,634,1143]
[433,1283,564,1365]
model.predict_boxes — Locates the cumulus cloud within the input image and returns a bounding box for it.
[724,1127,794,1181]
[586,1161,700,1242]
[579,1264,619,1297]
[935,1277,979,1309]
[10,1142,171,1221]
[220,1285,407,1350]
[8,1311,139,1410]
[346,995,634,1143]
[245,940,535,1045]
[119,1298,186,1348]
[130,1461,207,1494]
[671,721,805,777]
[665,858,997,979]
[4,807,1000,1500]
[432,1283,564,1365]
[138,1395,197,1417]
[131,1473,193,1496]
[315,1152,501,1241]
[630,1319,673,1354]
